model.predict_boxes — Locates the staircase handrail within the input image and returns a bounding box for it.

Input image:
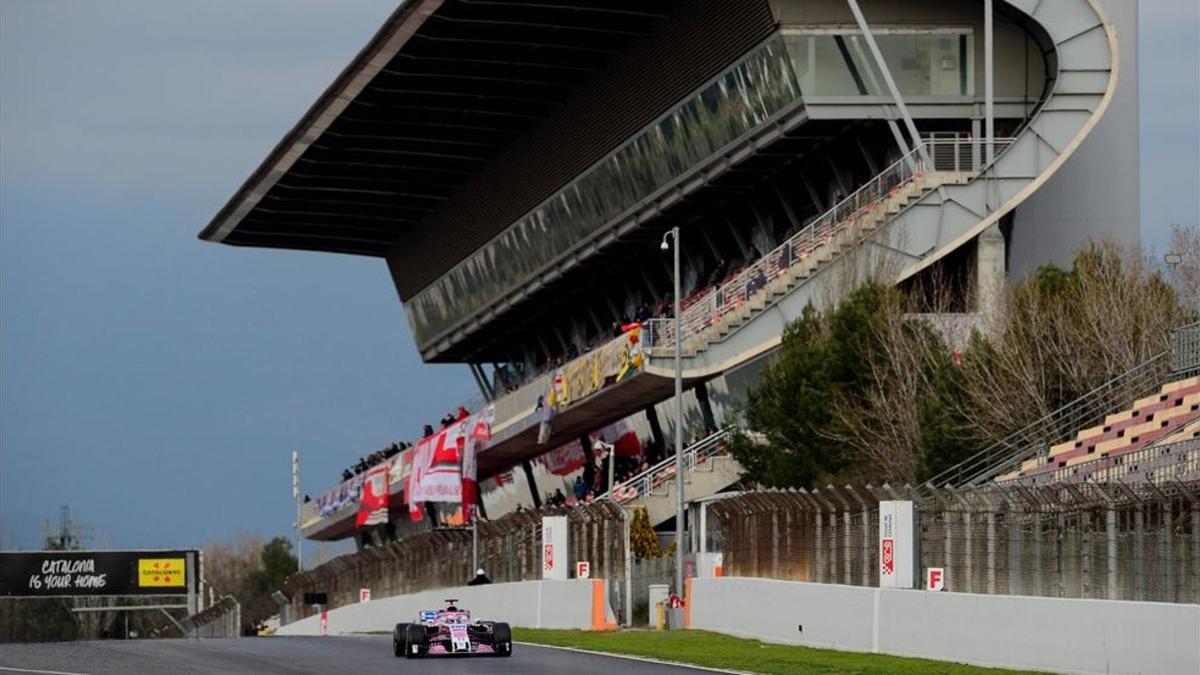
[644,138,1015,351]
[601,428,730,503]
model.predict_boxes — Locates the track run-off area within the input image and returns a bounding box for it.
[0,635,729,675]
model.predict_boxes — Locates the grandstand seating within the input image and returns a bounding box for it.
[998,376,1200,484]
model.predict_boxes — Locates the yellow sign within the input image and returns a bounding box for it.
[137,558,186,587]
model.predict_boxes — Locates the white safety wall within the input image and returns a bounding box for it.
[689,577,1200,675]
[277,579,596,636]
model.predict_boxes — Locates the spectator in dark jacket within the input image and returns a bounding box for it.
[467,568,492,586]
[573,476,588,501]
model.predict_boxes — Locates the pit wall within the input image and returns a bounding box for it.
[277,579,615,636]
[687,577,1200,675]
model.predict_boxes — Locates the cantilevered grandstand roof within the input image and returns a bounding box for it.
[199,0,678,257]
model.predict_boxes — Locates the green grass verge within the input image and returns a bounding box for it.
[514,628,1039,675]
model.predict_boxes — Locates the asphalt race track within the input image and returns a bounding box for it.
[0,635,722,674]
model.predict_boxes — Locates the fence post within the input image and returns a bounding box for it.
[986,511,996,595]
[1192,503,1200,604]
[964,511,974,594]
[843,510,852,585]
[814,510,824,584]
[1134,506,1145,601]
[1007,511,1021,596]
[829,512,839,585]
[1106,507,1118,600]
[862,506,872,587]
[1031,514,1042,596]
[771,512,780,579]
[1082,514,1092,598]
[1163,506,1175,603]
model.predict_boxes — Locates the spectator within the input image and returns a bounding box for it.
[440,412,455,428]
[636,302,652,323]
[467,568,492,586]
[342,468,353,482]
[423,424,435,438]
[456,405,470,421]
[552,488,566,507]
[573,476,588,502]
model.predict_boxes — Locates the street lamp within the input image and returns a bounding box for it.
[660,226,685,603]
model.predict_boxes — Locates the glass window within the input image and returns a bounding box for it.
[782,28,974,98]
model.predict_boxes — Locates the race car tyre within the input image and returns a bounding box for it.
[492,622,513,657]
[393,623,409,657]
[404,623,428,659]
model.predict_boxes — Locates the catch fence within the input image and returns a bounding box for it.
[189,595,241,638]
[709,481,1200,603]
[285,501,626,620]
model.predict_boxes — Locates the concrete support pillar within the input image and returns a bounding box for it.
[645,405,666,456]
[693,382,718,434]
[976,224,1006,322]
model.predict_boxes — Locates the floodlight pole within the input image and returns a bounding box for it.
[292,451,303,571]
[663,226,685,601]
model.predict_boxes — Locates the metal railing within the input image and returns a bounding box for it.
[929,351,1173,488]
[603,429,729,504]
[644,138,1013,352]
[1013,435,1200,487]
[1171,321,1200,375]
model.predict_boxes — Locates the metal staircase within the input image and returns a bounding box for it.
[641,0,1119,382]
[602,429,742,526]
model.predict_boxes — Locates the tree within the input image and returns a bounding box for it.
[240,537,297,628]
[628,508,662,561]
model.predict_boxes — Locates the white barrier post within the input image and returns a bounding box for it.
[542,516,568,580]
[879,501,917,589]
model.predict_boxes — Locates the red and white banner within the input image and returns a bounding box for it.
[355,461,391,528]
[406,406,494,523]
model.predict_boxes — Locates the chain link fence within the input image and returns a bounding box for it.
[709,481,1200,603]
[284,501,626,621]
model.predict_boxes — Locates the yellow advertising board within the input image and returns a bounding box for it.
[137,558,186,587]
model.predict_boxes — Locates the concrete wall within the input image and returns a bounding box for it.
[689,577,1200,675]
[1009,0,1140,273]
[278,580,598,636]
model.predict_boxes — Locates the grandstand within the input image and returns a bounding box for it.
[201,0,1139,550]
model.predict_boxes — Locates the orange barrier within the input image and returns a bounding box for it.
[684,577,693,629]
[590,579,618,631]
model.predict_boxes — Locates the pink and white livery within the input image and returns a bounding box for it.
[392,599,513,659]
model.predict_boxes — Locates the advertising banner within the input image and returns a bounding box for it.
[0,550,198,597]
[406,406,494,521]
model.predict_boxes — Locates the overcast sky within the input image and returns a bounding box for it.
[1,1,1198,553]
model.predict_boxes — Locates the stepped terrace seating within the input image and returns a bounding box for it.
[998,377,1200,485]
